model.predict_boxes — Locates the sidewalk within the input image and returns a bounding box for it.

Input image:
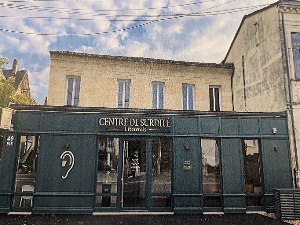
[0,213,296,225]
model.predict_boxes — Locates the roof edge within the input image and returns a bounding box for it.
[223,1,279,63]
[50,50,234,69]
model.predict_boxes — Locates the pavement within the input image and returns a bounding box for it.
[0,212,297,225]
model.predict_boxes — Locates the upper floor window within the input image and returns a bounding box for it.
[182,84,194,110]
[209,86,221,112]
[152,82,165,109]
[292,32,300,80]
[118,79,131,108]
[66,76,81,106]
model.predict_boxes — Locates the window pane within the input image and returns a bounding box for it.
[118,81,124,108]
[182,85,187,110]
[118,80,131,108]
[294,49,300,80]
[13,135,39,208]
[74,77,81,106]
[152,83,158,109]
[124,81,130,108]
[243,139,262,207]
[209,87,214,111]
[292,33,300,46]
[292,33,300,80]
[152,138,171,193]
[96,137,119,208]
[214,88,220,111]
[158,83,164,109]
[202,139,220,193]
[188,85,194,110]
[66,77,74,106]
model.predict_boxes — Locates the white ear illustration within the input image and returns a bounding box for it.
[60,151,75,179]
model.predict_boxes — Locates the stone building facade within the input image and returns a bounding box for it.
[224,0,300,184]
[48,51,233,112]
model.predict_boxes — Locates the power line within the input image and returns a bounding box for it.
[0,5,268,21]
[0,0,218,16]
[0,1,271,36]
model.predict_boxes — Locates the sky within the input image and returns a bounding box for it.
[0,0,277,104]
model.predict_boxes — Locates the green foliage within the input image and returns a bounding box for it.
[0,57,8,67]
[0,77,37,108]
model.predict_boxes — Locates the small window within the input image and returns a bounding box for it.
[66,76,81,106]
[152,82,165,109]
[292,33,300,80]
[209,86,221,112]
[118,80,131,108]
[182,84,194,110]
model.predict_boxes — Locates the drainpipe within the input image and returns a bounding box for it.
[231,66,235,111]
[281,12,299,188]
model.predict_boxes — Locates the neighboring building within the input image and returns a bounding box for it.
[1,58,31,98]
[224,0,300,186]
[47,51,233,112]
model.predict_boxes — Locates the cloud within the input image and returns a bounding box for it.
[0,0,279,104]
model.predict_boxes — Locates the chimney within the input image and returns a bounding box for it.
[12,58,18,74]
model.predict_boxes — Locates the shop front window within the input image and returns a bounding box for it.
[13,135,40,208]
[151,138,171,208]
[202,139,221,207]
[95,137,119,208]
[243,139,262,207]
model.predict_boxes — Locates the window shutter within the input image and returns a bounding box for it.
[66,77,74,106]
[73,77,81,106]
[159,83,164,109]
[152,83,158,109]
[215,87,220,111]
[117,81,123,108]
[188,85,194,110]
[182,85,187,110]
[124,81,130,108]
[209,87,214,111]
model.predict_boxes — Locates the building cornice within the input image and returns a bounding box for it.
[50,51,234,70]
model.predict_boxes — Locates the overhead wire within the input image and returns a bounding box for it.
[0,0,271,36]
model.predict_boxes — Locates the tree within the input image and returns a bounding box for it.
[0,57,8,67]
[0,77,37,107]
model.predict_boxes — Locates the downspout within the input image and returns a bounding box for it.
[280,12,299,188]
[231,66,235,111]
[242,56,247,111]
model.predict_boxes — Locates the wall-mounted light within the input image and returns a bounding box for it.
[274,147,279,152]
[185,144,189,151]
[65,143,70,148]
[272,128,277,134]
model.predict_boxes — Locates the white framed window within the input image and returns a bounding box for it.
[292,32,300,80]
[66,76,81,106]
[209,86,221,112]
[118,79,131,108]
[152,82,165,109]
[182,84,194,110]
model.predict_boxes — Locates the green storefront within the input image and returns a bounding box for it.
[0,105,294,214]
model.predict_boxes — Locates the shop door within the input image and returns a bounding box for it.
[121,139,148,209]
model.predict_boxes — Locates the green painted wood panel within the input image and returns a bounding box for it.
[173,117,199,134]
[221,118,239,135]
[200,117,220,135]
[221,138,246,213]
[33,134,97,213]
[0,133,19,212]
[173,137,202,212]
[261,139,293,191]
